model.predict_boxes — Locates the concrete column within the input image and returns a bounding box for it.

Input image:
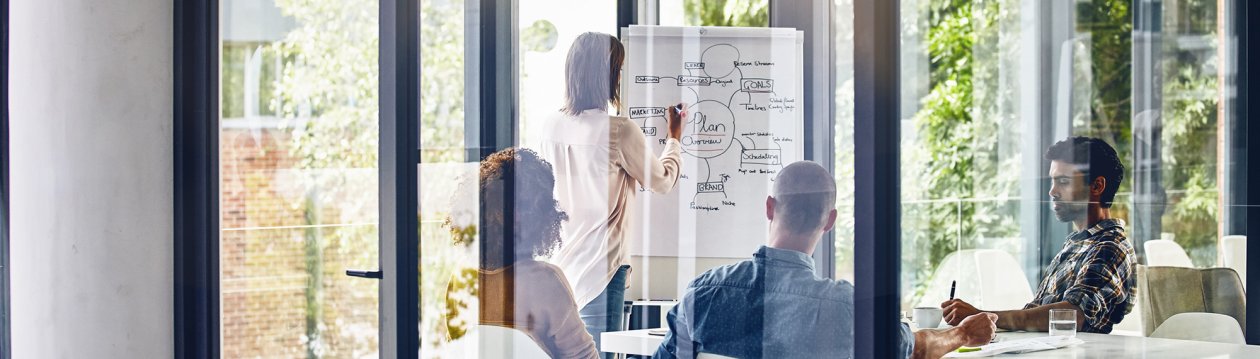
[9,0,173,356]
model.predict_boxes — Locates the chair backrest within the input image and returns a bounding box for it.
[1149,312,1247,345]
[1144,240,1195,267]
[1108,303,1144,336]
[697,353,738,359]
[915,249,1034,310]
[442,325,551,358]
[1220,235,1247,285]
[1136,265,1247,337]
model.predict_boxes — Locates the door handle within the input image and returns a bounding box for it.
[346,269,383,279]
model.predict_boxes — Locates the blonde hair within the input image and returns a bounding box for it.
[561,32,625,115]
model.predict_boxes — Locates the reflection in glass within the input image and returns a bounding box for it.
[897,0,1243,337]
[219,0,380,357]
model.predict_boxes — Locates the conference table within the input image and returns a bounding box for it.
[602,329,1260,358]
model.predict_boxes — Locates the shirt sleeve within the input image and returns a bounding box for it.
[1061,242,1131,331]
[653,293,695,359]
[546,270,600,359]
[613,118,682,194]
[899,322,915,359]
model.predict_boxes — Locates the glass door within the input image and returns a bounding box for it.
[218,0,382,357]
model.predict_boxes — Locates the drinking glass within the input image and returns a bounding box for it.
[1049,309,1077,338]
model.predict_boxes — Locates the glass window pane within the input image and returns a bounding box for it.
[219,0,380,357]
[517,0,617,143]
[420,0,467,163]
[659,0,770,27]
[898,0,1244,338]
[417,0,472,357]
[424,1,856,357]
[834,0,855,282]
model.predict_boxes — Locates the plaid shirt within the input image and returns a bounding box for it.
[1025,219,1136,333]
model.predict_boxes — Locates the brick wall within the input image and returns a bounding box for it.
[220,126,379,358]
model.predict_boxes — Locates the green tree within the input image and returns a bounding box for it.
[906,0,989,303]
[685,0,769,27]
[271,0,472,356]
[271,0,380,357]
[1158,0,1222,265]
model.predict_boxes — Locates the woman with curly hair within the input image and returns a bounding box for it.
[448,147,598,358]
[534,32,685,355]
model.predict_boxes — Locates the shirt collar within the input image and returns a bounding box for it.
[1068,218,1126,241]
[754,245,816,270]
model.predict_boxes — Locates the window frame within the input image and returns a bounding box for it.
[173,0,220,357]
[172,0,1260,357]
[1241,0,1259,344]
[851,0,903,357]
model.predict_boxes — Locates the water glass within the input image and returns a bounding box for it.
[1049,309,1077,338]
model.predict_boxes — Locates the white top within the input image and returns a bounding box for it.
[535,109,682,307]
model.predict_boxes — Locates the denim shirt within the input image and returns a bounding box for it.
[653,246,914,359]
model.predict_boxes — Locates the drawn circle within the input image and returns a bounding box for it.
[700,44,740,79]
[680,100,736,159]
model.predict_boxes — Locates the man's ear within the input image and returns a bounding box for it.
[766,196,776,222]
[1091,176,1106,198]
[822,208,838,232]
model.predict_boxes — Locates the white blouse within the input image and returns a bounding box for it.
[534,109,682,307]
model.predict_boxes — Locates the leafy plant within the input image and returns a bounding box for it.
[685,0,769,27]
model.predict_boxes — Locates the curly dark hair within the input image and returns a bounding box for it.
[457,148,568,269]
[1044,136,1125,208]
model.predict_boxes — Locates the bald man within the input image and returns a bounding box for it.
[653,161,996,359]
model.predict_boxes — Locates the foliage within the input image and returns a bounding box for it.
[419,0,468,164]
[269,0,381,357]
[904,0,1228,308]
[685,0,769,27]
[1073,0,1133,196]
[1158,0,1222,266]
[442,267,480,341]
[266,0,474,354]
[905,0,1005,305]
[832,0,856,281]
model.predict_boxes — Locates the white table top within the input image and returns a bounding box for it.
[602,329,664,356]
[601,329,1260,358]
[990,332,1260,358]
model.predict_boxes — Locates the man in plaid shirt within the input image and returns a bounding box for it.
[940,137,1136,334]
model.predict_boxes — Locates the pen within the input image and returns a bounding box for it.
[949,280,956,300]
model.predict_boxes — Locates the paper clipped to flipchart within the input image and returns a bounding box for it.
[944,336,1084,357]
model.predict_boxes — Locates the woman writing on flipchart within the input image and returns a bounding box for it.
[534,32,686,356]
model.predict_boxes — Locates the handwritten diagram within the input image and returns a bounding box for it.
[623,26,803,258]
[628,42,798,209]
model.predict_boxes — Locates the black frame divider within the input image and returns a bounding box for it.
[379,0,421,357]
[1241,0,1259,346]
[617,0,638,37]
[853,0,902,357]
[478,0,518,160]
[173,0,220,357]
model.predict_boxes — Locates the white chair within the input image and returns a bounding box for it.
[915,249,1034,311]
[1109,304,1145,337]
[1220,235,1247,285]
[442,325,551,358]
[1144,240,1195,268]
[1149,312,1246,345]
[698,353,737,359]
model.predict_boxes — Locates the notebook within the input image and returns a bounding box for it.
[945,336,1084,357]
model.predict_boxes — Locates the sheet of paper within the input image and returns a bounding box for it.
[944,336,1084,358]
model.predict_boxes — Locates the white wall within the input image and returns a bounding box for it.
[626,256,744,301]
[8,0,173,357]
